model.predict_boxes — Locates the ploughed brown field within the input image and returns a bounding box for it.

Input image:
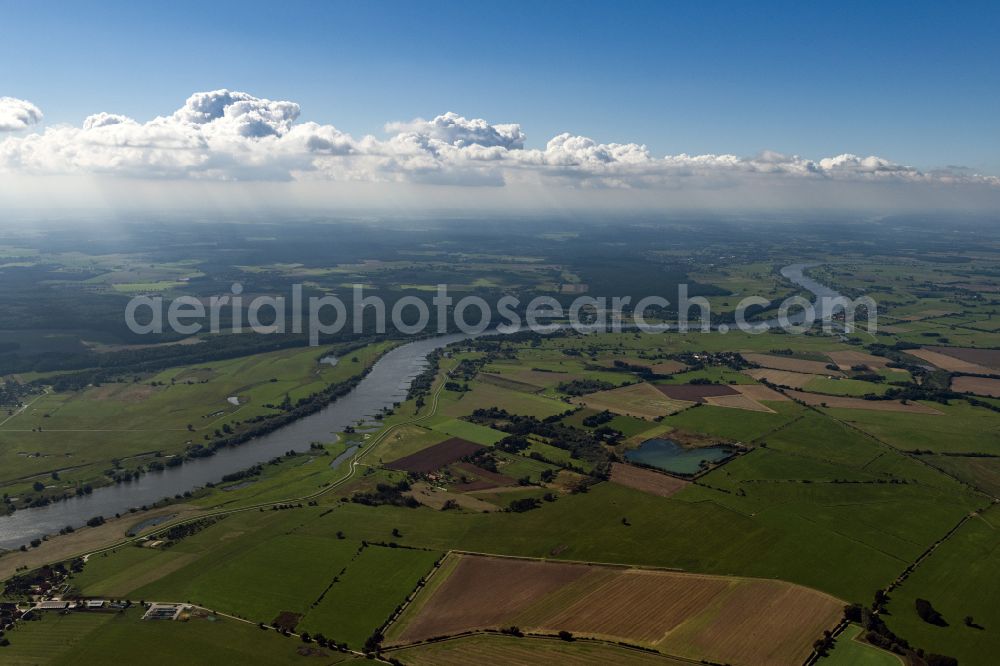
[387,554,845,666]
[952,375,1000,398]
[786,390,944,414]
[386,437,483,473]
[652,383,739,402]
[742,352,841,375]
[925,345,1000,371]
[609,462,689,497]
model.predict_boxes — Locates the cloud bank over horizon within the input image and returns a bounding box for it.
[1,89,998,211]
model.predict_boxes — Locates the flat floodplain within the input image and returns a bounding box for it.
[386,553,844,666]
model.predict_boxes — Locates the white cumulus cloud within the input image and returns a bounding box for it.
[0,97,43,132]
[0,88,998,197]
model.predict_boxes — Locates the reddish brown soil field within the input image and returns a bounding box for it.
[386,437,484,473]
[653,383,739,402]
[609,463,689,497]
[927,346,1000,371]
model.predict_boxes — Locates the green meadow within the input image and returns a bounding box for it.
[882,506,1000,665]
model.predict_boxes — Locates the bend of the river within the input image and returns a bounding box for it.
[0,264,843,551]
[0,332,474,550]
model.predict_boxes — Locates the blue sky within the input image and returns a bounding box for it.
[3,0,998,173]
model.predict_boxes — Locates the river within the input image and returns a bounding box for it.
[0,264,843,550]
[0,331,474,550]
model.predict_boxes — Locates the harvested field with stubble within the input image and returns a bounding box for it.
[386,554,845,666]
[385,437,483,473]
[609,462,689,497]
[743,353,841,375]
[926,345,1000,371]
[745,367,819,388]
[952,375,1000,397]
[651,360,687,374]
[577,382,691,420]
[907,348,993,374]
[731,383,790,402]
[825,350,891,370]
[704,393,775,412]
[786,390,944,414]
[406,482,499,512]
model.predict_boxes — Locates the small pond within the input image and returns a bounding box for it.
[125,513,177,537]
[624,438,734,475]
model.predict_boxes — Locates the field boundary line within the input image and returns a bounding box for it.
[381,629,718,664]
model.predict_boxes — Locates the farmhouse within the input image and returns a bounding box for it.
[143,603,189,620]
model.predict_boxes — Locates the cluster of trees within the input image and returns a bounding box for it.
[351,480,419,508]
[159,516,222,544]
[407,350,441,409]
[469,407,611,472]
[581,410,615,427]
[556,378,614,396]
[220,464,263,484]
[675,350,749,371]
[460,448,500,474]
[841,597,959,666]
